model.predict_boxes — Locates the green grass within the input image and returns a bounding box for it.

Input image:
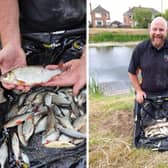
[89,78,102,96]
[89,93,168,168]
[89,32,149,43]
[89,93,134,111]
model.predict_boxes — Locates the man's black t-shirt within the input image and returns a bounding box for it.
[19,0,86,33]
[128,39,168,93]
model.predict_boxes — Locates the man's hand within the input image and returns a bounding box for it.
[0,44,27,90]
[136,90,146,104]
[0,43,26,74]
[43,58,86,95]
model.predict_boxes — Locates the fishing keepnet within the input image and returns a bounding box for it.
[0,86,86,168]
[134,93,168,151]
[0,29,86,168]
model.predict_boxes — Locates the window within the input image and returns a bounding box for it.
[95,12,102,18]
[96,20,103,26]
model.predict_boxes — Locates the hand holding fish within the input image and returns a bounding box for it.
[0,44,26,75]
[1,66,62,91]
[43,56,86,96]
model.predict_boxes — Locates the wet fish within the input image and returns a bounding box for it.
[4,112,33,128]
[56,116,74,129]
[35,116,48,134]
[42,110,60,144]
[12,133,20,163]
[58,134,73,142]
[73,114,86,131]
[42,128,60,145]
[58,125,86,139]
[1,66,62,86]
[22,118,34,142]
[1,85,86,155]
[0,141,8,168]
[17,124,28,146]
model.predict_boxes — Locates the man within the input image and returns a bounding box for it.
[128,17,168,103]
[0,0,86,95]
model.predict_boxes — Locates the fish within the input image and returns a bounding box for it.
[42,128,60,145]
[12,133,20,163]
[58,134,73,142]
[1,85,86,158]
[17,124,28,146]
[56,116,74,129]
[35,116,48,134]
[22,118,34,142]
[1,66,62,86]
[4,112,33,128]
[73,114,86,131]
[58,125,86,139]
[0,141,8,168]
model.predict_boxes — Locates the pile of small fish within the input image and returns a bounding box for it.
[144,119,168,138]
[0,86,86,168]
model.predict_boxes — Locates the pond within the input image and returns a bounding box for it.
[89,46,135,94]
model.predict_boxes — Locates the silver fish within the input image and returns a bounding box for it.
[1,66,62,86]
[0,141,8,168]
[22,118,34,142]
[42,128,60,145]
[35,116,48,134]
[58,134,73,142]
[4,112,33,128]
[17,124,27,146]
[56,116,74,129]
[58,125,86,139]
[12,133,20,163]
[73,114,86,131]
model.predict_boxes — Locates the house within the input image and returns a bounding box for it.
[123,6,160,27]
[91,5,111,27]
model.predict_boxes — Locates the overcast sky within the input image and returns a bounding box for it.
[88,0,168,22]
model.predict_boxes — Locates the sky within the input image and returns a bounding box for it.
[88,0,168,22]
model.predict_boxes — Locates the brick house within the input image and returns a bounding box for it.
[91,5,111,27]
[123,6,160,27]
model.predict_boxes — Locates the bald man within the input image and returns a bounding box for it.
[128,17,168,103]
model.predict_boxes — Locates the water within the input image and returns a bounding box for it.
[89,46,135,94]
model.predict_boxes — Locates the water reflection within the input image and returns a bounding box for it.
[89,46,135,94]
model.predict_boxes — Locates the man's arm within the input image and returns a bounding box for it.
[0,0,20,46]
[128,72,146,103]
[0,0,26,75]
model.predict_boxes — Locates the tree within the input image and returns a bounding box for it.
[162,9,168,20]
[133,8,152,28]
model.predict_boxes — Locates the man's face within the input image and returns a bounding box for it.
[149,19,167,49]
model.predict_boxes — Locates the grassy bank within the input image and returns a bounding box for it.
[89,32,148,43]
[89,28,149,43]
[89,93,168,168]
